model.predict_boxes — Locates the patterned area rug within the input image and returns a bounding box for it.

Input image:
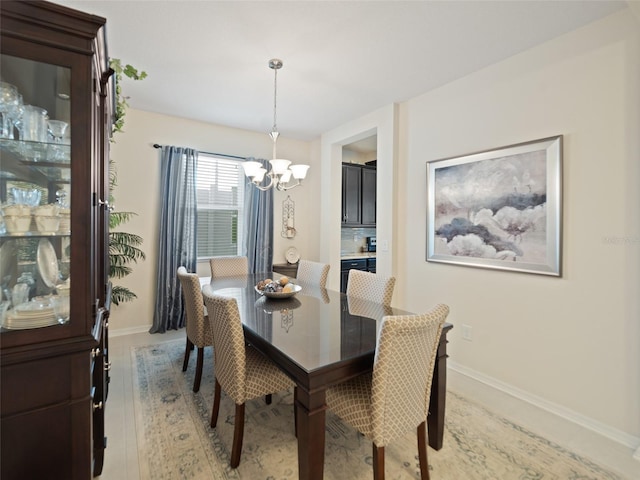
[132,340,625,480]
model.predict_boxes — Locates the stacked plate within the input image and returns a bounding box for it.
[3,302,57,330]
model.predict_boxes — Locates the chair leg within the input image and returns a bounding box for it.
[210,379,222,428]
[372,444,385,480]
[193,346,204,392]
[182,338,194,371]
[230,403,245,468]
[417,421,430,480]
[265,394,272,405]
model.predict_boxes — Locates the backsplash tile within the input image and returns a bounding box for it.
[341,227,376,255]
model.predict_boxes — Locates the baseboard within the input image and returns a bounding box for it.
[110,324,152,337]
[449,361,640,455]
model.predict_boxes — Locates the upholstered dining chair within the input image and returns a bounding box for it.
[325,304,450,480]
[346,269,396,306]
[209,255,248,278]
[177,266,214,392]
[295,259,330,288]
[202,288,295,468]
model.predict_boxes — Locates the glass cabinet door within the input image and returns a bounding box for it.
[0,54,72,331]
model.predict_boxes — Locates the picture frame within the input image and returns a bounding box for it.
[426,135,562,276]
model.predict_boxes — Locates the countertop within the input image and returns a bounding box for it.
[341,253,376,260]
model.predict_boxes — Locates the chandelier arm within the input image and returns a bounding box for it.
[277,179,302,191]
[254,173,276,191]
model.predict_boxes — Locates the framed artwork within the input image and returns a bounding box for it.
[426,135,562,276]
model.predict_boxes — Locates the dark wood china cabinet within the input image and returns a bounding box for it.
[0,1,113,478]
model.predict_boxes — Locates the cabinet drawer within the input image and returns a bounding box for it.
[341,259,367,271]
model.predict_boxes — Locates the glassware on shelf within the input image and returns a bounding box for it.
[17,105,48,142]
[50,295,70,324]
[16,271,36,301]
[10,187,41,206]
[48,119,69,161]
[56,189,71,232]
[0,82,19,139]
[55,189,69,208]
[48,120,68,143]
[11,283,29,307]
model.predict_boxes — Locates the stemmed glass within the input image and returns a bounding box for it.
[48,119,69,160]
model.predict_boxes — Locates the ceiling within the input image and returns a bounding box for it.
[54,1,629,141]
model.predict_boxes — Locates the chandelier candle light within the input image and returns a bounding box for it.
[242,59,309,191]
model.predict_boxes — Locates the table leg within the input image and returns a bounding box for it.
[295,386,327,480]
[428,326,451,450]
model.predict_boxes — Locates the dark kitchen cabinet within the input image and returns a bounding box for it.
[341,163,376,227]
[342,164,361,225]
[361,166,377,226]
[0,1,113,478]
[340,258,367,293]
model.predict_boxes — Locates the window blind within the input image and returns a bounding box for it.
[196,154,245,259]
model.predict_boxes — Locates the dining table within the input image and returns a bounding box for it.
[201,273,453,480]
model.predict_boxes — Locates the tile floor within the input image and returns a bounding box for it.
[97,330,640,479]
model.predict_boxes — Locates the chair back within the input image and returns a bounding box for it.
[177,266,211,347]
[296,259,330,288]
[209,256,248,278]
[370,304,449,446]
[202,288,247,403]
[346,269,396,306]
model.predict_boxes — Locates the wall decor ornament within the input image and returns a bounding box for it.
[281,195,296,238]
[426,135,562,276]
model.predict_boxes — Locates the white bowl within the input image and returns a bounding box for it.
[2,204,31,216]
[57,209,70,232]
[35,215,60,233]
[4,215,32,234]
[33,204,59,216]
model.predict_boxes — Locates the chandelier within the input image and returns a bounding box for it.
[241,59,309,191]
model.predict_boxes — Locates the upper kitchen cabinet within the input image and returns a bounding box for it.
[342,163,376,227]
[361,165,376,226]
[1,1,113,478]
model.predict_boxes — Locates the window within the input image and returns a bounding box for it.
[196,153,246,259]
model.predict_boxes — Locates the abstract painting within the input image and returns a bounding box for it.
[426,136,562,276]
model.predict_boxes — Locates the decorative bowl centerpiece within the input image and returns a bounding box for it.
[255,276,302,299]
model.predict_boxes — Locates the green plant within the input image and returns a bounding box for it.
[109,59,147,305]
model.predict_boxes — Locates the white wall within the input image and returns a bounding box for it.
[108,7,639,451]
[397,10,639,445]
[109,109,314,334]
[319,104,398,291]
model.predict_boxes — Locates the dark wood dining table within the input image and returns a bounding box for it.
[202,273,453,480]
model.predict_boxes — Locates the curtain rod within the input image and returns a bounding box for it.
[152,143,247,160]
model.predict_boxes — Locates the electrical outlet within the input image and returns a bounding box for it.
[461,324,473,341]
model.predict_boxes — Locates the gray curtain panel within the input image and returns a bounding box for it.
[150,146,198,333]
[243,157,274,274]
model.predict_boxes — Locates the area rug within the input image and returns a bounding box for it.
[132,340,625,480]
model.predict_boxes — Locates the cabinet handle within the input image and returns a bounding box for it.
[93,401,103,411]
[104,362,112,372]
[98,199,114,212]
[92,348,101,358]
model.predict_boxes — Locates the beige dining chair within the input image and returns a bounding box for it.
[295,259,330,288]
[209,255,248,278]
[325,304,450,480]
[202,289,295,468]
[177,266,214,392]
[346,269,396,306]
